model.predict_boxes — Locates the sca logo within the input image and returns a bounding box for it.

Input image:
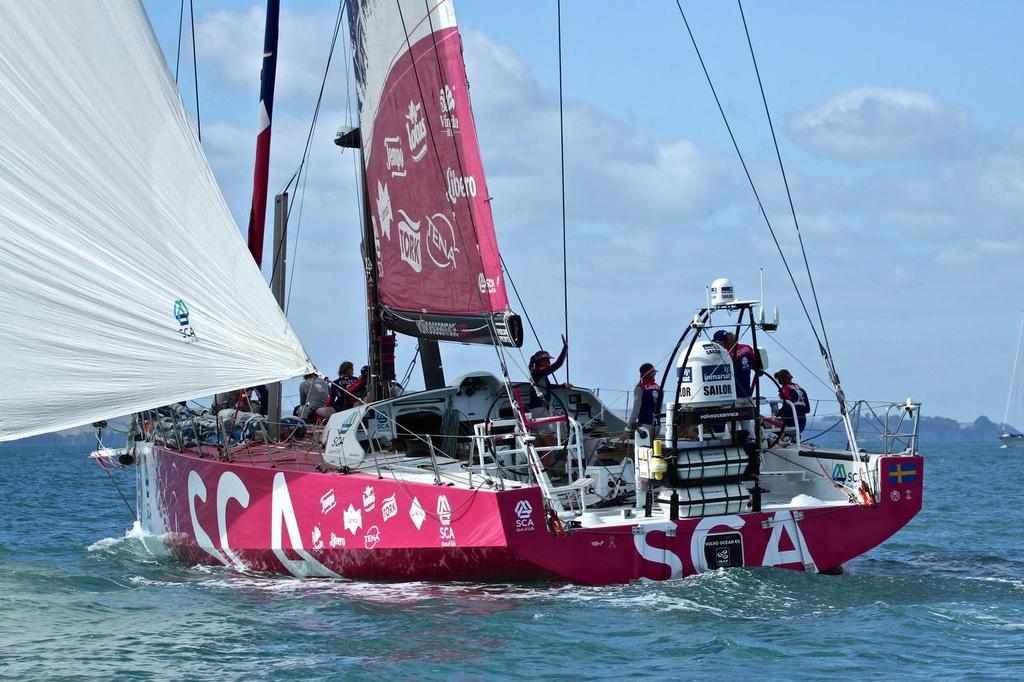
[832,463,859,485]
[513,499,535,533]
[173,299,190,326]
[173,298,197,343]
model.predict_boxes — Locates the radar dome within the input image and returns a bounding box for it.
[710,278,735,307]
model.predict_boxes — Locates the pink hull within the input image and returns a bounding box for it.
[144,447,923,584]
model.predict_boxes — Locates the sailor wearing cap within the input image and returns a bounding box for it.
[712,329,757,399]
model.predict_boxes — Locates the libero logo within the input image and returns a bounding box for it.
[513,499,535,533]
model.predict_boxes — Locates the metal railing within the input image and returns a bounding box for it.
[472,416,588,515]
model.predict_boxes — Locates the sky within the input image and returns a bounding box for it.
[141,0,1024,424]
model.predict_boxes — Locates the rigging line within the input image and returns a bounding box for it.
[103,466,137,522]
[673,1,825,357]
[498,253,543,348]
[557,0,573,385]
[284,0,347,195]
[189,0,201,141]
[420,1,505,320]
[174,0,185,84]
[760,332,833,392]
[556,0,570,384]
[285,155,313,312]
[340,2,365,279]
[400,2,511,377]
[1001,313,1024,431]
[737,0,833,360]
[276,0,346,308]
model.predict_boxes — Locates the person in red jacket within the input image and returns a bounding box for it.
[712,330,757,399]
[774,369,810,432]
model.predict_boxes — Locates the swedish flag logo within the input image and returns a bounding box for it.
[888,462,918,484]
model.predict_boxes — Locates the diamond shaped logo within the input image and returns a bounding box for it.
[409,497,426,530]
[343,503,362,536]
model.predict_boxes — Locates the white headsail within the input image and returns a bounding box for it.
[0,2,315,441]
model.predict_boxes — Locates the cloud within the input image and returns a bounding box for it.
[790,87,973,161]
[933,239,1024,268]
[197,5,350,106]
[462,30,736,229]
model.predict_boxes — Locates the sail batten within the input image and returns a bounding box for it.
[349,0,520,346]
[0,2,314,442]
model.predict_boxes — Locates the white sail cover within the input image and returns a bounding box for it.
[0,2,315,441]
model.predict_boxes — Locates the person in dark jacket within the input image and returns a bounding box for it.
[332,361,363,411]
[774,369,809,432]
[626,363,661,435]
[526,336,568,462]
[527,335,568,417]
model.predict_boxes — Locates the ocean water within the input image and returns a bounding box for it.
[0,441,1021,680]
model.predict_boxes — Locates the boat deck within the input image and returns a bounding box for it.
[176,438,328,472]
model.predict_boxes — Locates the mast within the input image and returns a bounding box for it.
[245,0,281,268]
[268,192,288,435]
[336,126,387,401]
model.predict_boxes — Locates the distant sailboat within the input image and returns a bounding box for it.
[0,0,925,583]
[999,315,1024,447]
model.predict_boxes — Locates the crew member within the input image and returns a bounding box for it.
[526,336,569,468]
[774,369,810,432]
[297,372,334,423]
[625,363,661,437]
[527,335,569,420]
[712,330,757,399]
[332,361,363,411]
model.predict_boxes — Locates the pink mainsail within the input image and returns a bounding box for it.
[349,0,520,346]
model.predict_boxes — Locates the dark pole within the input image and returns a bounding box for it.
[267,192,287,439]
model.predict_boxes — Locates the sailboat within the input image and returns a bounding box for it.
[0,0,924,584]
[999,314,1024,447]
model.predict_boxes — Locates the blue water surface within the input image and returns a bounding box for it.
[0,441,1021,680]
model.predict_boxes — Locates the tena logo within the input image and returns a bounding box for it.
[376,181,393,240]
[362,486,376,512]
[343,503,362,535]
[320,488,336,515]
[405,100,428,161]
[436,495,452,526]
[409,497,426,530]
[381,493,398,522]
[513,499,536,533]
[397,209,423,273]
[426,213,459,270]
[363,525,381,550]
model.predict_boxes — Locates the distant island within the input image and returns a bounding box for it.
[0,413,1012,450]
